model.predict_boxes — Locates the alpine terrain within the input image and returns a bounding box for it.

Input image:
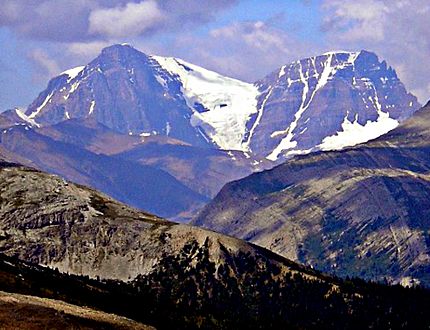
[193,101,430,287]
[0,44,420,221]
[0,158,429,328]
[13,45,419,159]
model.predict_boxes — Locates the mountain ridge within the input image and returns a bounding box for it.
[0,159,430,328]
[193,101,430,286]
[0,44,421,221]
[16,44,419,160]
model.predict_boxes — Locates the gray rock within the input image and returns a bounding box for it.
[193,101,430,286]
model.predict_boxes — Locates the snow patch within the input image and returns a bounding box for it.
[28,92,53,119]
[15,108,40,127]
[89,100,96,115]
[266,51,361,161]
[140,132,151,137]
[278,65,287,78]
[318,111,398,151]
[267,61,311,161]
[61,66,85,82]
[245,85,273,150]
[151,55,260,151]
[155,74,168,88]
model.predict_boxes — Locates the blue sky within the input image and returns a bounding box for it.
[0,0,429,109]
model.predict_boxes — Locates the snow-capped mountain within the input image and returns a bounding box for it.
[249,51,420,160]
[22,45,420,161]
[23,44,261,150]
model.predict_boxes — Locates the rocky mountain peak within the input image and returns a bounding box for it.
[16,45,420,161]
[249,49,420,161]
[94,43,152,70]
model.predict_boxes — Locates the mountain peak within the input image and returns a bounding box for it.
[101,43,137,53]
[95,43,149,65]
[19,46,420,161]
[251,49,419,160]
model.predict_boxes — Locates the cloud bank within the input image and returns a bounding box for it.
[322,0,430,102]
[0,0,429,107]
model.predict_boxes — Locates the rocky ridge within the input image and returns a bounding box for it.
[193,101,430,286]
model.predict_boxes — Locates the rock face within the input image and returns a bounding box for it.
[0,161,284,282]
[21,45,419,159]
[249,51,420,160]
[25,45,209,148]
[193,102,430,287]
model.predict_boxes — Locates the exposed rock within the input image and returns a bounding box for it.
[193,102,430,286]
[0,161,429,329]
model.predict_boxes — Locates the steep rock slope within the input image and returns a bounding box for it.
[0,160,307,281]
[18,45,419,158]
[23,44,261,149]
[24,45,208,147]
[249,51,419,160]
[0,160,430,329]
[193,102,430,286]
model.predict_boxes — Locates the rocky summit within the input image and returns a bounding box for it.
[250,51,420,160]
[15,45,419,160]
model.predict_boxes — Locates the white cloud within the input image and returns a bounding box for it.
[322,0,430,103]
[67,41,111,59]
[88,1,165,38]
[174,20,316,82]
[28,48,61,78]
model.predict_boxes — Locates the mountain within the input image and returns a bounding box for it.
[23,44,257,149]
[0,44,419,220]
[35,118,255,198]
[0,122,209,220]
[193,101,430,287]
[21,45,419,159]
[249,51,420,160]
[0,115,256,219]
[0,159,429,329]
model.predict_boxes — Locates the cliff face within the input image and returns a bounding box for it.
[193,103,430,286]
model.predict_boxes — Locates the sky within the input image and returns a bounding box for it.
[0,0,429,110]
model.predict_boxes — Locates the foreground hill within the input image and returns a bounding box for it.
[0,160,429,328]
[193,101,430,287]
[0,290,152,330]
